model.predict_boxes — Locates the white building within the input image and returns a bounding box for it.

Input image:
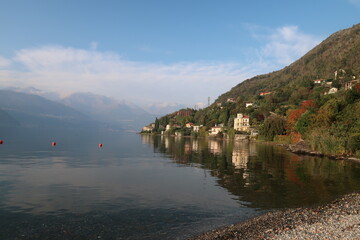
[193,125,201,132]
[142,125,154,132]
[325,87,338,95]
[314,79,325,84]
[234,113,250,132]
[209,126,222,136]
[245,103,253,108]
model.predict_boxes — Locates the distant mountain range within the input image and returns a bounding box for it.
[4,86,62,101]
[0,108,20,127]
[0,90,94,129]
[61,92,154,130]
[0,89,160,131]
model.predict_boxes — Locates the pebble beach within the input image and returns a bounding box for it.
[190,192,360,240]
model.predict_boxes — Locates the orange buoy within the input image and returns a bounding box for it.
[0,140,3,144]
[98,143,103,148]
[52,142,56,147]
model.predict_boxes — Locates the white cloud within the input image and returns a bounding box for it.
[261,25,321,65]
[0,56,12,67]
[0,26,321,109]
[1,46,261,107]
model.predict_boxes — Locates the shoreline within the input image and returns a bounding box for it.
[189,192,360,240]
[140,133,360,162]
[279,141,360,163]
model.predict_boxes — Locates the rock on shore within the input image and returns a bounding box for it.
[190,192,360,240]
[283,140,360,162]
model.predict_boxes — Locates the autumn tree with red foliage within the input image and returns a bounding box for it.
[286,99,315,135]
[301,100,315,110]
[355,84,360,94]
[286,108,306,131]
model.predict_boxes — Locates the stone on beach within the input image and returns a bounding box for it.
[190,192,360,240]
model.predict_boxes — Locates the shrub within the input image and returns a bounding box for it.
[307,128,346,155]
[356,150,360,159]
[260,115,286,141]
[295,111,313,135]
[348,133,360,153]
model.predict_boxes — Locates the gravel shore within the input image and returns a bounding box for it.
[190,192,360,240]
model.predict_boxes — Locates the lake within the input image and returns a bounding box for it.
[0,127,359,239]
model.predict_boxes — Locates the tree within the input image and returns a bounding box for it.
[295,111,313,135]
[349,134,360,153]
[301,100,315,110]
[159,116,169,127]
[154,118,160,132]
[313,98,342,127]
[287,108,306,132]
[260,115,286,141]
[227,117,234,129]
[206,119,217,128]
[344,88,360,104]
[218,109,230,125]
[332,79,341,89]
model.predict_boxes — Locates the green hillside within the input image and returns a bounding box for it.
[217,23,360,102]
[146,23,360,157]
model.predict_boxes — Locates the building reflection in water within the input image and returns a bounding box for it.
[184,141,192,154]
[140,134,360,209]
[164,136,169,149]
[192,139,199,153]
[231,141,257,187]
[141,134,154,145]
[208,139,222,155]
[231,141,257,170]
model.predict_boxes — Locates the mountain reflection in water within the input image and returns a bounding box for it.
[141,135,360,209]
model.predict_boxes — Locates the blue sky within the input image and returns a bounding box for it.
[0,0,359,111]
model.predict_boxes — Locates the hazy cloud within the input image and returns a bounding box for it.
[0,56,12,68]
[244,24,321,66]
[261,25,321,65]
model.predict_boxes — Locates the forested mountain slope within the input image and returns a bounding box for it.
[217,23,360,102]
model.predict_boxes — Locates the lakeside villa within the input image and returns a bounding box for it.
[234,113,250,132]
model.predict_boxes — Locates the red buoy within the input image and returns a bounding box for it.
[52,142,56,147]
[98,143,103,148]
[0,140,3,144]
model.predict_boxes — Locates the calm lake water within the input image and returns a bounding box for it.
[0,127,360,239]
